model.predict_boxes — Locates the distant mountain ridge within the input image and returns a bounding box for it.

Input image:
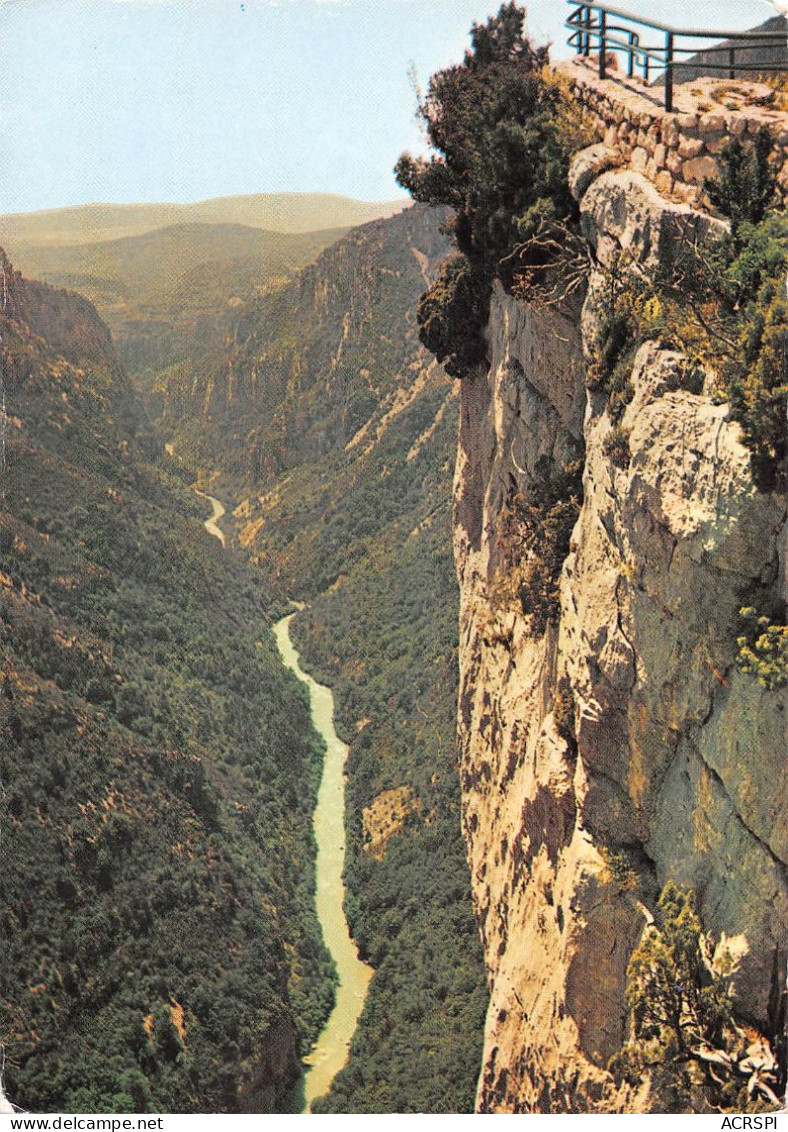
[1,218,352,382]
[0,193,408,248]
[0,194,406,386]
[677,15,788,83]
[2,221,346,307]
[152,203,451,487]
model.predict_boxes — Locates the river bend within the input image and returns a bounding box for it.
[193,487,226,547]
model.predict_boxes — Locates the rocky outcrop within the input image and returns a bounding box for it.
[1,248,124,380]
[562,57,788,210]
[454,160,788,1112]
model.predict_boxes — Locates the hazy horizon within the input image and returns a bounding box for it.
[0,190,409,221]
[1,0,781,214]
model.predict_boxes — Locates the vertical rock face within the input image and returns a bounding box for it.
[0,248,125,381]
[453,168,788,1112]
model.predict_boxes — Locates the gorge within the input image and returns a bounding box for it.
[1,1,788,1115]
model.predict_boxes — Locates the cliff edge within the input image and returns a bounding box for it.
[453,161,788,1111]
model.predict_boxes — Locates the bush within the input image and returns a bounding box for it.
[726,267,788,487]
[587,257,670,419]
[590,216,788,488]
[705,127,778,239]
[494,457,583,634]
[700,157,788,487]
[416,254,490,378]
[603,423,631,469]
[611,881,781,1112]
[552,677,576,750]
[736,606,788,689]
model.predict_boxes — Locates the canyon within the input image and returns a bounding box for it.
[2,37,787,1114]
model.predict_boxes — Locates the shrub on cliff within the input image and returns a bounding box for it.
[493,457,583,633]
[736,606,788,689]
[587,257,669,418]
[610,882,781,1113]
[685,145,787,486]
[725,236,788,487]
[395,2,590,377]
[705,127,778,241]
[416,252,489,377]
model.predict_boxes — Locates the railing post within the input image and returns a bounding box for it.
[729,46,735,80]
[665,30,674,112]
[579,5,587,56]
[599,8,607,79]
[628,31,636,78]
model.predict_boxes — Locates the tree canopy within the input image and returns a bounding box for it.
[395,2,587,376]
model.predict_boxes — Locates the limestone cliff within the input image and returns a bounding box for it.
[453,163,788,1111]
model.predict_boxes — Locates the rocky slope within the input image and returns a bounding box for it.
[453,164,788,1111]
[155,204,451,490]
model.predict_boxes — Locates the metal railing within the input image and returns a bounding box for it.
[566,1,788,111]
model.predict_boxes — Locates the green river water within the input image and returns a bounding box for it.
[273,613,374,1113]
[193,488,372,1113]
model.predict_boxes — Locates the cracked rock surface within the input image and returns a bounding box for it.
[453,167,788,1112]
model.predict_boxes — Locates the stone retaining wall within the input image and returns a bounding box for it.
[559,59,788,206]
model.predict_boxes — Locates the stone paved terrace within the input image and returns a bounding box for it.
[557,57,788,207]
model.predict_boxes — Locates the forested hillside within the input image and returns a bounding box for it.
[2,223,348,386]
[0,250,333,1112]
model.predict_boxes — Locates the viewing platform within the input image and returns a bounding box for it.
[559,2,788,207]
[565,1,788,110]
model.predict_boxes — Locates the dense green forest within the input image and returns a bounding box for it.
[2,186,490,1111]
[0,252,334,1112]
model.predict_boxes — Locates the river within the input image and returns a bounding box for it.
[273,613,373,1114]
[193,487,226,548]
[192,486,372,1109]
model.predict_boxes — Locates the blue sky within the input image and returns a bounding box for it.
[0,0,780,213]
